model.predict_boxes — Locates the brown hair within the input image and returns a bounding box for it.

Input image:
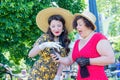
[73,16,94,30]
[47,15,70,54]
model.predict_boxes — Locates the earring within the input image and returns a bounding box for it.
[62,30,64,32]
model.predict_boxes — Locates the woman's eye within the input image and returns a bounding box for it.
[51,26,55,28]
[78,24,82,26]
[58,25,62,27]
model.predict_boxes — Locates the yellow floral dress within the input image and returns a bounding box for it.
[28,34,67,80]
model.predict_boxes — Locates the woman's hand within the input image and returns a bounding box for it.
[51,52,74,66]
[28,42,62,58]
[76,57,90,67]
[39,42,62,51]
[50,53,61,63]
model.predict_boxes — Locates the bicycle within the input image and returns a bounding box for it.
[0,63,28,80]
[62,70,77,80]
[105,69,120,80]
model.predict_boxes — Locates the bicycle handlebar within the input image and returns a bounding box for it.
[0,63,28,79]
[63,70,77,73]
[0,63,10,71]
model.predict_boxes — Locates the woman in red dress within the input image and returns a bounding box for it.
[52,11,115,80]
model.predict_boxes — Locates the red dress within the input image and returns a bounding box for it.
[72,33,108,80]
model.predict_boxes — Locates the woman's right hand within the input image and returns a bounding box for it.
[39,42,62,51]
[28,42,62,58]
[50,53,61,62]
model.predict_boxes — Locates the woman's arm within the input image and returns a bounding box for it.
[56,64,65,76]
[28,35,44,58]
[51,51,74,66]
[57,52,74,66]
[90,40,115,66]
[28,42,62,58]
[53,64,65,80]
[28,45,40,58]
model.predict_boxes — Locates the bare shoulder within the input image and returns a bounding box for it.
[97,39,114,56]
[97,39,111,48]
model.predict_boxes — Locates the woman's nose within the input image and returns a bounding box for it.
[76,25,80,29]
[55,27,58,30]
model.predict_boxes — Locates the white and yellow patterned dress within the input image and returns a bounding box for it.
[28,34,67,80]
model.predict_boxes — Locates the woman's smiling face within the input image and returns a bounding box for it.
[49,20,63,37]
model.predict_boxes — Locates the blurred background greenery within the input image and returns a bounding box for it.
[0,0,85,73]
[0,0,120,78]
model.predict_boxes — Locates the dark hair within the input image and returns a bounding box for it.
[47,15,70,54]
[73,16,94,30]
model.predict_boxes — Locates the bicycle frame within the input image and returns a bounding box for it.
[0,63,28,80]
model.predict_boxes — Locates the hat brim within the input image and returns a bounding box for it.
[74,13,96,30]
[36,7,73,33]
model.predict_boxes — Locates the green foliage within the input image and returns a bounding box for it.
[109,36,120,59]
[111,36,120,52]
[0,52,10,65]
[57,0,85,14]
[0,0,85,72]
[96,0,120,59]
[68,29,77,41]
[0,0,44,67]
[96,0,120,37]
[108,17,120,36]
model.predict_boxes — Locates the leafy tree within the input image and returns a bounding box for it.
[0,0,85,70]
[96,0,120,37]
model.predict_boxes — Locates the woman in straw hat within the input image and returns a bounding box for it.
[28,7,73,80]
[51,11,115,80]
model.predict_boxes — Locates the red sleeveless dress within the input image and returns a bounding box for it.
[72,33,108,80]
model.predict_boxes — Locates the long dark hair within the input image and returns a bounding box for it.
[73,16,94,30]
[47,15,70,54]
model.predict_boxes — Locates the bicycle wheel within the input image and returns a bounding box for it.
[5,73,12,80]
[0,72,12,80]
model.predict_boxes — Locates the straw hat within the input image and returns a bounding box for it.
[74,11,96,30]
[36,7,73,33]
